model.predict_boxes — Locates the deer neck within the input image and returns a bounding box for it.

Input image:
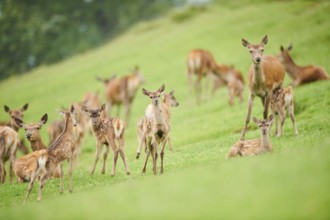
[260,133,271,150]
[283,56,300,79]
[253,63,264,85]
[30,135,46,151]
[10,120,19,132]
[147,103,165,125]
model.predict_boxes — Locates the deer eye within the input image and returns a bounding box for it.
[261,49,264,52]
[98,114,100,117]
[249,50,252,53]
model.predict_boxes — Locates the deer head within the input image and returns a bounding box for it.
[82,104,106,126]
[252,114,273,136]
[15,114,48,141]
[96,74,117,84]
[142,84,165,105]
[59,105,78,127]
[242,35,268,64]
[277,44,293,63]
[163,90,179,107]
[4,103,29,129]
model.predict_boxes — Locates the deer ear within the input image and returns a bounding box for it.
[21,103,29,111]
[287,44,293,51]
[252,117,259,124]
[100,104,106,111]
[169,90,174,95]
[4,105,10,113]
[81,105,89,113]
[142,88,149,96]
[15,118,24,127]
[242,38,250,47]
[40,114,48,125]
[261,35,268,46]
[70,105,75,113]
[109,74,117,81]
[280,45,284,52]
[159,84,165,93]
[268,114,274,122]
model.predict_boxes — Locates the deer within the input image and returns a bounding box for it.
[82,104,130,177]
[137,84,175,175]
[2,103,30,154]
[187,49,227,104]
[227,114,273,158]
[0,126,19,183]
[270,86,298,137]
[23,105,79,204]
[277,44,329,86]
[240,35,285,141]
[97,66,145,123]
[136,90,179,158]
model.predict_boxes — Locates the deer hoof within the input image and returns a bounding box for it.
[136,153,140,159]
[126,171,131,175]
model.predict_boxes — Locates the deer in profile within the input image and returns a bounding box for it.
[137,84,174,175]
[227,115,273,158]
[97,66,145,123]
[270,86,298,137]
[240,35,285,140]
[0,126,19,183]
[277,44,329,86]
[137,90,179,158]
[82,104,130,177]
[23,105,79,204]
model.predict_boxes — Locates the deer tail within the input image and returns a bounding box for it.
[113,119,125,138]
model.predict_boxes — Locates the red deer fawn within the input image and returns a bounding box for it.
[137,90,179,158]
[227,115,273,158]
[240,35,285,140]
[138,84,173,175]
[82,104,130,176]
[23,106,79,204]
[97,66,145,123]
[270,86,298,137]
[81,91,103,135]
[0,126,19,183]
[187,49,226,104]
[278,44,329,86]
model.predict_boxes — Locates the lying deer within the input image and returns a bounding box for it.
[138,84,174,175]
[0,126,19,183]
[270,86,298,137]
[240,35,285,140]
[277,44,329,86]
[97,66,145,123]
[82,104,130,176]
[23,105,78,204]
[227,114,273,158]
[137,90,179,158]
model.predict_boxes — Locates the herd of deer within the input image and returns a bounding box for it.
[0,35,328,205]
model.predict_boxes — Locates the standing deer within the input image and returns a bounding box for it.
[82,104,130,176]
[277,44,329,86]
[81,91,103,135]
[136,90,179,158]
[97,66,145,123]
[270,86,298,137]
[240,35,285,140]
[187,49,226,104]
[0,126,19,183]
[137,84,173,175]
[23,105,79,204]
[227,115,273,158]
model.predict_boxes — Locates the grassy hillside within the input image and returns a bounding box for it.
[1,0,330,219]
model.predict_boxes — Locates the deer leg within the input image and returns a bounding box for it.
[136,132,146,159]
[108,139,119,177]
[187,69,193,94]
[37,171,50,201]
[9,154,16,184]
[195,72,203,105]
[228,86,234,106]
[152,137,159,175]
[277,107,286,137]
[23,167,42,205]
[117,137,130,175]
[0,159,4,184]
[101,145,110,174]
[263,95,270,119]
[167,136,173,152]
[160,135,169,174]
[149,143,157,175]
[68,158,73,193]
[274,113,279,136]
[106,102,112,117]
[124,102,131,124]
[59,163,64,193]
[288,104,298,135]
[90,143,102,175]
[241,94,255,141]
[142,145,151,175]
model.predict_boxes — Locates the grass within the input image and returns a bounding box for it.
[0,0,330,219]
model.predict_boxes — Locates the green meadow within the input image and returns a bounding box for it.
[0,0,330,219]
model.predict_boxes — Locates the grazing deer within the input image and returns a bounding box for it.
[227,115,273,158]
[2,103,30,154]
[137,90,179,158]
[240,35,285,140]
[23,106,78,204]
[187,49,226,104]
[137,84,174,175]
[0,126,19,183]
[97,66,145,123]
[270,86,298,137]
[82,104,130,176]
[278,44,329,86]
